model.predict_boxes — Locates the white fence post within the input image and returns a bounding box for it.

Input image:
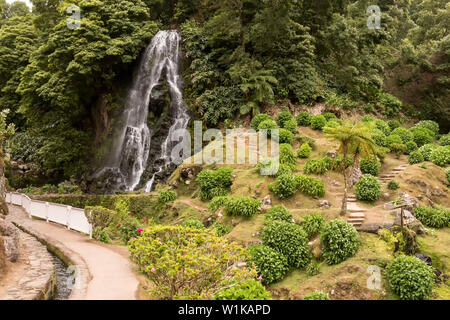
[45,202,49,223]
[67,206,72,230]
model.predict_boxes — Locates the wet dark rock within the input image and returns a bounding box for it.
[415,253,432,266]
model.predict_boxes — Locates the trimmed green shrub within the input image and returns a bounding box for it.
[248,245,289,284]
[294,134,316,149]
[355,174,381,202]
[85,206,115,230]
[303,158,329,175]
[276,111,294,127]
[224,197,261,218]
[322,112,337,121]
[361,115,374,122]
[415,120,439,136]
[386,134,403,146]
[197,167,233,200]
[311,115,327,130]
[360,156,381,176]
[306,262,320,276]
[446,168,450,184]
[405,141,418,155]
[279,143,296,167]
[418,143,438,161]
[182,219,205,230]
[295,175,326,198]
[283,118,297,133]
[269,173,298,199]
[262,221,311,268]
[214,224,231,236]
[391,128,413,143]
[388,180,399,190]
[258,119,278,132]
[390,143,406,158]
[215,279,271,300]
[278,128,293,144]
[296,111,312,126]
[372,129,389,148]
[320,220,360,265]
[379,92,403,117]
[430,146,450,167]
[209,196,229,213]
[411,127,434,147]
[297,143,312,158]
[304,291,330,300]
[386,255,435,300]
[439,134,450,146]
[325,120,339,128]
[388,120,401,131]
[408,150,424,164]
[301,213,325,238]
[158,190,177,204]
[414,207,450,228]
[265,205,293,223]
[251,114,272,130]
[375,120,391,136]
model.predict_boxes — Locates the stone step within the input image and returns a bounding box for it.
[349,212,366,218]
[347,218,365,223]
[349,221,363,227]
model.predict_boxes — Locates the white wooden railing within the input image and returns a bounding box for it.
[6,192,92,238]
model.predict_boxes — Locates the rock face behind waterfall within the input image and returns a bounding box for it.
[91,31,190,194]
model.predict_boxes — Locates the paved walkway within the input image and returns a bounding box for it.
[6,205,139,300]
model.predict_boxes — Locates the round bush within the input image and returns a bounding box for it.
[182,219,205,230]
[251,114,273,130]
[224,197,261,217]
[386,255,435,300]
[248,245,289,284]
[390,143,407,158]
[265,205,293,223]
[304,291,330,300]
[430,146,450,167]
[311,115,327,130]
[215,279,271,300]
[269,173,298,199]
[414,207,450,228]
[278,128,293,144]
[197,167,233,200]
[361,115,374,122]
[214,224,231,236]
[375,120,391,136]
[158,190,177,204]
[418,143,438,161]
[388,120,401,131]
[306,262,320,276]
[388,180,399,190]
[322,112,337,121]
[360,156,381,176]
[209,196,230,213]
[386,134,403,146]
[276,111,294,127]
[303,158,329,175]
[320,220,360,265]
[296,111,312,126]
[279,143,296,166]
[355,174,381,202]
[325,120,339,128]
[411,127,434,147]
[297,143,312,158]
[301,213,325,238]
[295,175,326,198]
[262,221,311,268]
[439,134,450,146]
[405,141,418,155]
[415,120,439,135]
[372,129,389,148]
[258,119,278,132]
[391,128,413,143]
[283,118,297,133]
[408,150,424,165]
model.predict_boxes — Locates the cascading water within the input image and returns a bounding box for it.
[94,30,189,193]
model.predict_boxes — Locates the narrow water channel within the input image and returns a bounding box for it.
[52,256,73,300]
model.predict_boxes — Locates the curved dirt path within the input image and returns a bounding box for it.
[6,205,139,300]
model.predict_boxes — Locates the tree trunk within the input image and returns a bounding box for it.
[341,144,348,216]
[0,146,8,216]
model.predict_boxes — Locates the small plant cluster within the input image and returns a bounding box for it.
[408,150,424,164]
[303,291,330,300]
[269,173,325,199]
[214,279,270,300]
[301,213,325,238]
[209,196,261,218]
[360,156,381,176]
[296,111,340,132]
[446,168,450,184]
[354,174,381,202]
[197,167,233,200]
[320,220,360,265]
[265,205,293,223]
[182,218,205,230]
[388,180,400,190]
[386,255,435,300]
[297,143,312,158]
[247,244,289,285]
[157,190,177,204]
[414,206,450,228]
[429,146,450,167]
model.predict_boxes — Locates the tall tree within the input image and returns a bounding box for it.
[0,109,15,216]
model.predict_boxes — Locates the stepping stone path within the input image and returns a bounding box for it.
[345,163,409,228]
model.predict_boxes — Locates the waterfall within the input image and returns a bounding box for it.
[95,30,189,193]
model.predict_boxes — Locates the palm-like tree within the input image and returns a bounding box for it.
[324,121,378,216]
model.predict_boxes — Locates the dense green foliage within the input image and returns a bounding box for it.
[248,245,289,285]
[301,213,325,239]
[224,196,261,218]
[297,143,312,159]
[262,221,310,269]
[354,174,381,202]
[429,146,450,167]
[303,291,330,300]
[182,219,205,230]
[265,205,293,223]
[360,156,381,176]
[386,255,435,300]
[388,180,400,190]
[214,279,270,300]
[197,167,233,200]
[157,190,177,204]
[320,220,360,265]
[414,207,450,228]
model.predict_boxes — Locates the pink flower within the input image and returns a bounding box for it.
[138,228,143,233]
[145,221,149,225]
[143,217,147,221]
[117,224,121,228]
[128,213,132,216]
[258,276,263,281]
[151,267,156,273]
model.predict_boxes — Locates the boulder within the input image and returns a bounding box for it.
[0,235,6,272]
[308,238,322,260]
[0,220,19,263]
[318,200,331,209]
[326,150,337,159]
[357,223,382,234]
[408,221,425,235]
[262,195,271,206]
[415,253,432,266]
